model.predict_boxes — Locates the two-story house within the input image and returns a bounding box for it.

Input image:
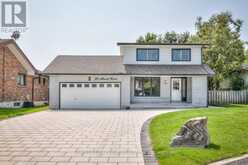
[44,42,214,109]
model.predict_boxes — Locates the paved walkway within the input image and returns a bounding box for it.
[0,109,178,165]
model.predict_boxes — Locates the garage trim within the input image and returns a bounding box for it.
[59,82,122,110]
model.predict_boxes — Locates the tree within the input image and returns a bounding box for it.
[245,49,248,64]
[194,12,245,89]
[136,32,159,43]
[136,31,190,44]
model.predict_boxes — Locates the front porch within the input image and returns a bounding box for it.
[130,76,193,105]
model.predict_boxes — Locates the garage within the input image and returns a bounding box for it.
[60,82,121,109]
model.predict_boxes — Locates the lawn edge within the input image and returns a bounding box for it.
[0,106,49,121]
[140,116,158,165]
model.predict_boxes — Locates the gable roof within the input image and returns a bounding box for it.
[0,39,37,75]
[43,55,214,76]
[43,55,126,74]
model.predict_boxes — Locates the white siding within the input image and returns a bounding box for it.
[49,75,130,109]
[192,76,208,106]
[120,45,202,65]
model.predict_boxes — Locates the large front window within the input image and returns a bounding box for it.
[172,48,191,61]
[134,77,160,97]
[136,48,159,61]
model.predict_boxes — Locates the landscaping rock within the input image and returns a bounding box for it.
[170,116,210,147]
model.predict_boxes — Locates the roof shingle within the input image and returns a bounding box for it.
[43,55,214,75]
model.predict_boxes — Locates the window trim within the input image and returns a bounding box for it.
[17,74,26,86]
[171,48,191,62]
[136,48,160,61]
[134,77,160,97]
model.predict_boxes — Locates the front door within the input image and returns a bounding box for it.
[171,78,182,101]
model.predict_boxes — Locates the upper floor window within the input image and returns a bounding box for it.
[172,48,191,61]
[17,74,26,86]
[136,48,159,61]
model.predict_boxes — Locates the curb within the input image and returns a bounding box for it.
[140,117,158,165]
[209,154,248,165]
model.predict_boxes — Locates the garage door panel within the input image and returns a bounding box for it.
[60,83,121,109]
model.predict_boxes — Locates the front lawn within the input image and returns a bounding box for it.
[0,105,48,121]
[150,105,248,165]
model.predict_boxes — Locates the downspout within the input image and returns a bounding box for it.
[32,76,39,106]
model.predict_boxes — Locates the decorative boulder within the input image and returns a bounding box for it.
[170,117,210,148]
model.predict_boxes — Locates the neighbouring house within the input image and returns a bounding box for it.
[220,64,248,90]
[0,39,48,108]
[44,42,214,110]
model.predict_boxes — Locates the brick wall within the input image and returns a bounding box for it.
[33,76,49,102]
[0,45,48,103]
[0,47,4,102]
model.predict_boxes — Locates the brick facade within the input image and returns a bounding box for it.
[0,45,48,104]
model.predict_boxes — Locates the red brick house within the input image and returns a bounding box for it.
[0,39,48,108]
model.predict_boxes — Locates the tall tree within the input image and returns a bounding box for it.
[193,12,245,89]
[136,31,190,44]
[136,32,159,43]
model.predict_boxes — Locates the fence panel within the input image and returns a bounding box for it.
[208,90,248,105]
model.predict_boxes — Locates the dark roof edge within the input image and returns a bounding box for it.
[0,39,38,74]
[117,42,209,46]
[42,73,210,76]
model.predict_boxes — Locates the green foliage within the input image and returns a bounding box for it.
[136,31,190,44]
[194,12,245,89]
[0,105,48,120]
[245,49,248,64]
[150,105,248,165]
[230,72,245,90]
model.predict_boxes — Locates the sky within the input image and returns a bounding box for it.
[0,0,248,70]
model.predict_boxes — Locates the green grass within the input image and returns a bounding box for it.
[149,105,248,165]
[0,105,48,121]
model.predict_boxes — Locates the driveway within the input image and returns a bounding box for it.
[0,109,178,165]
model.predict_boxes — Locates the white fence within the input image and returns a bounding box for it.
[208,90,248,105]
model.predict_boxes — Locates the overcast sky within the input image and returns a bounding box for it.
[0,0,248,70]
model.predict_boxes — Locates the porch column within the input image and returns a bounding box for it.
[192,76,208,106]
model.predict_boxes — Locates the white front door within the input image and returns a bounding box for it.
[60,82,121,109]
[171,78,182,102]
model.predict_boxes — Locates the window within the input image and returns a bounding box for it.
[173,81,180,90]
[107,84,112,88]
[69,84,75,88]
[92,84,97,88]
[17,74,26,86]
[114,84,120,88]
[172,48,191,61]
[42,78,46,86]
[84,84,90,88]
[77,84,82,88]
[62,84,67,88]
[99,84,104,88]
[134,77,160,97]
[136,48,159,61]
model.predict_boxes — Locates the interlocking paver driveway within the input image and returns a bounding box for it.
[0,109,178,165]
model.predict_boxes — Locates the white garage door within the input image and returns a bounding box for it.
[60,82,121,109]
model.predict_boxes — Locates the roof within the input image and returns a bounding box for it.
[43,55,126,74]
[43,55,214,76]
[0,39,37,74]
[117,42,208,46]
[125,64,214,75]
